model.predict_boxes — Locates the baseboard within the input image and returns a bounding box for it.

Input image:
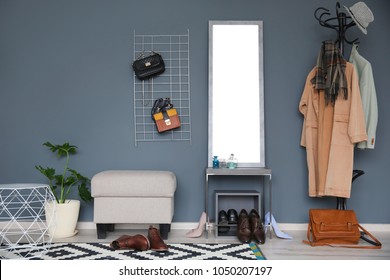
[2,221,389,232]
[76,222,390,232]
[76,222,199,230]
[275,223,390,232]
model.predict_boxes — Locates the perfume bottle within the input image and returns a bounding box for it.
[227,153,238,169]
[212,156,220,168]
[219,158,226,168]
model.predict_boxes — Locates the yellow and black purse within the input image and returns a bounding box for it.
[151,98,181,133]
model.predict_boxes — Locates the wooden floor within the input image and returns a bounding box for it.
[54,227,390,260]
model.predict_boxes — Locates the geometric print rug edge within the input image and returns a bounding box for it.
[2,242,266,260]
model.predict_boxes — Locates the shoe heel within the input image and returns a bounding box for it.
[186,212,207,238]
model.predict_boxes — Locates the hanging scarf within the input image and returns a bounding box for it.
[311,40,348,106]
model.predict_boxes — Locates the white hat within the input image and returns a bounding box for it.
[344,2,374,35]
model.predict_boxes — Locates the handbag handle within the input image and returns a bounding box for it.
[135,50,159,60]
[151,98,173,118]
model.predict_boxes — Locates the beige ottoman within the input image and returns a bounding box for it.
[91,170,176,239]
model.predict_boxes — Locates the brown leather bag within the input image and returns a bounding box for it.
[303,209,381,249]
[153,108,181,133]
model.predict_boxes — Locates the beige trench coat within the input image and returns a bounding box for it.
[299,62,367,198]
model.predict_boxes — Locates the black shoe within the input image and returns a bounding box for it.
[227,209,238,224]
[218,210,230,233]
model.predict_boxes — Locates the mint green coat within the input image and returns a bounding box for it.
[349,45,378,149]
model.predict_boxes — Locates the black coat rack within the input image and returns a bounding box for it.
[314,2,364,210]
[314,1,359,56]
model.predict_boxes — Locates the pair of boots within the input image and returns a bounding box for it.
[237,209,265,244]
[110,226,168,251]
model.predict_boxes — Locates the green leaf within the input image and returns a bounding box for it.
[68,169,89,182]
[43,141,78,157]
[61,142,78,155]
[64,175,78,186]
[35,165,56,180]
[42,141,55,150]
[54,174,64,186]
[67,145,77,155]
[78,182,92,202]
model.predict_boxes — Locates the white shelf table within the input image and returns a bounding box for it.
[0,184,56,259]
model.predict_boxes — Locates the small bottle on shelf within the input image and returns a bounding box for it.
[227,153,238,169]
[212,156,220,168]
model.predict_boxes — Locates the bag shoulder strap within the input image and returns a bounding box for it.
[303,222,313,246]
[357,224,382,249]
[303,222,382,249]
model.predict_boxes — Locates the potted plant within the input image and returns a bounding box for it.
[35,141,92,238]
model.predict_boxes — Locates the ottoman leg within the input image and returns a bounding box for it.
[107,223,115,232]
[96,224,108,239]
[159,223,171,240]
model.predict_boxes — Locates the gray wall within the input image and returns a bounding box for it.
[1,0,389,223]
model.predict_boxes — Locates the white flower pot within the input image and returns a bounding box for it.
[45,200,80,239]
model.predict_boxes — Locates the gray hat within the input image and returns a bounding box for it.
[344,2,374,35]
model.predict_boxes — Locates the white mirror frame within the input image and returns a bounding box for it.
[208,20,265,167]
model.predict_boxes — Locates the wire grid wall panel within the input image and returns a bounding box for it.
[0,184,56,259]
[133,30,191,145]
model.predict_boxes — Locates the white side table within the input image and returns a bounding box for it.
[0,184,56,259]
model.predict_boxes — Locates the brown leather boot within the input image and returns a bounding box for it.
[249,209,266,244]
[148,226,169,251]
[237,209,251,243]
[110,234,150,251]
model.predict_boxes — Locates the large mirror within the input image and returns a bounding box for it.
[208,20,265,167]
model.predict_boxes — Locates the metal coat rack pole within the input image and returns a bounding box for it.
[314,2,363,210]
[314,2,359,56]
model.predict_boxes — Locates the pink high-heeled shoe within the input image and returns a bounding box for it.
[186,212,207,238]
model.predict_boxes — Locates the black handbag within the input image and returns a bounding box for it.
[132,52,165,80]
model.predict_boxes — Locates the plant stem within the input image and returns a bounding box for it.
[65,180,77,200]
[49,181,59,204]
[60,150,70,203]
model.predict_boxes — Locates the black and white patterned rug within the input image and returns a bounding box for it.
[2,242,266,260]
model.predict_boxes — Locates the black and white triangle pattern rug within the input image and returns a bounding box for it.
[4,242,266,260]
